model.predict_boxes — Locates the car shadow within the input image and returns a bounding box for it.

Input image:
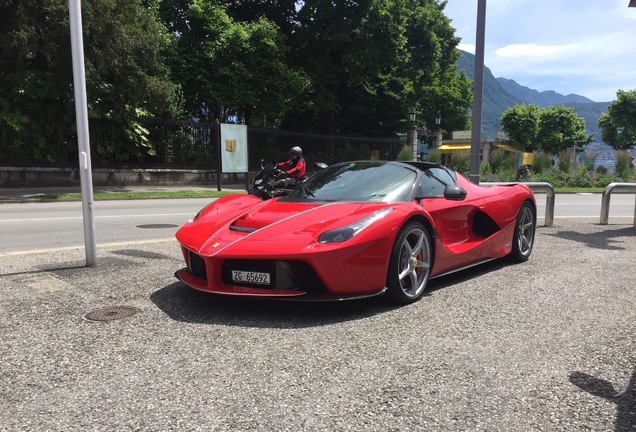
[151,259,515,328]
[150,282,402,328]
[569,369,636,431]
[546,226,635,251]
[424,258,511,295]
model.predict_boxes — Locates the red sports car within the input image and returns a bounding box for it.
[175,161,536,303]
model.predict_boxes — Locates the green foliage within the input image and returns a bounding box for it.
[426,149,441,164]
[599,90,636,150]
[333,142,370,162]
[567,167,593,188]
[158,0,305,125]
[500,104,591,154]
[487,149,504,172]
[582,151,597,171]
[557,150,572,173]
[0,0,181,164]
[286,0,471,136]
[500,104,541,151]
[397,145,414,161]
[591,172,615,188]
[531,152,552,174]
[531,169,567,188]
[488,148,518,173]
[0,0,475,166]
[448,152,469,175]
[495,168,519,182]
[614,150,633,180]
[536,105,592,154]
[478,161,495,182]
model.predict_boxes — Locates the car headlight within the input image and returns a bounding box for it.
[318,208,393,243]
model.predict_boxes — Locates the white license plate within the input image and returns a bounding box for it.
[231,270,271,285]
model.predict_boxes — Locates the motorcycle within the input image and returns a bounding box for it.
[248,161,289,200]
[248,160,329,200]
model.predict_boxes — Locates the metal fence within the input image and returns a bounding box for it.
[1,118,405,171]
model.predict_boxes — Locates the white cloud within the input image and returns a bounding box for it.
[495,44,577,58]
[457,43,475,54]
[444,0,636,101]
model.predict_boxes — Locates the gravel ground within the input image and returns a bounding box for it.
[1,219,634,431]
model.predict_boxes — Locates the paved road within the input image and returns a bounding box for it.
[1,193,635,254]
[0,198,207,254]
[535,192,635,220]
[0,218,634,431]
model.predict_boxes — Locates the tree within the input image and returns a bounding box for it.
[536,105,591,155]
[500,104,541,151]
[0,0,181,163]
[598,89,636,150]
[500,104,591,154]
[158,0,306,126]
[283,0,471,136]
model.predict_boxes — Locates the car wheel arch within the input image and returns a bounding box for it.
[507,198,537,263]
[385,217,435,304]
[401,214,437,270]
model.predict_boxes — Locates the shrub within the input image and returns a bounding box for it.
[533,169,567,188]
[496,168,518,182]
[480,162,492,178]
[557,150,572,173]
[568,167,593,188]
[582,151,597,172]
[426,149,441,164]
[448,152,470,175]
[488,149,507,172]
[614,150,632,180]
[531,152,552,174]
[396,145,413,161]
[592,172,615,188]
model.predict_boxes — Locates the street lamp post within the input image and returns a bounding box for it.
[435,114,442,148]
[409,112,417,160]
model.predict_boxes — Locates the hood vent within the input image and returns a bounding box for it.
[230,224,258,233]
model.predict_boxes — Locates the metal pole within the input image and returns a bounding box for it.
[469,0,487,184]
[411,124,418,160]
[69,0,97,266]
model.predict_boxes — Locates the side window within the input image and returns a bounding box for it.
[417,168,456,198]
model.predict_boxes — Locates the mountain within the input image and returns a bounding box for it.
[455,50,609,142]
[496,78,594,106]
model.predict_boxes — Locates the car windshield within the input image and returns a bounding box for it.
[285,162,416,202]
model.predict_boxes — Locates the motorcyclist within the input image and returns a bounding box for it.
[273,146,306,188]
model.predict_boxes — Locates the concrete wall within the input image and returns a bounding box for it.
[0,167,226,188]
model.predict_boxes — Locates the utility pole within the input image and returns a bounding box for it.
[69,0,97,266]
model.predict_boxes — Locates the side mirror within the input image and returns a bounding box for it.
[444,184,467,201]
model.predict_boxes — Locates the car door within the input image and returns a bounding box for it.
[416,168,486,274]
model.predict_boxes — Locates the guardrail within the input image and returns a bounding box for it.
[481,182,555,227]
[599,182,636,226]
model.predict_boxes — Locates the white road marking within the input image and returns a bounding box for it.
[0,213,193,223]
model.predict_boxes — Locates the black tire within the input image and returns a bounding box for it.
[386,221,432,304]
[508,201,536,262]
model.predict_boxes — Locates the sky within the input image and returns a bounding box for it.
[443,0,636,102]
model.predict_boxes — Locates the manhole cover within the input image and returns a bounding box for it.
[83,306,140,322]
[137,224,178,229]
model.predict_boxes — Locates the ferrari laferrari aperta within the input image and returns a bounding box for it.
[175,161,536,303]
